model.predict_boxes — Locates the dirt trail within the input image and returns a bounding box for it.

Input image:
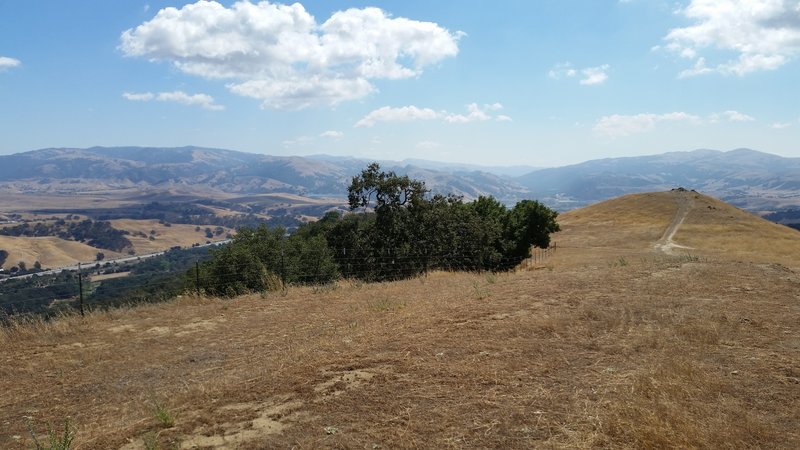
[654,191,695,255]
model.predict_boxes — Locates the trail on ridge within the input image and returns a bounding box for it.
[654,191,695,255]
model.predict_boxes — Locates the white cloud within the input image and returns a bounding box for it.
[496,115,513,122]
[579,65,610,85]
[723,110,755,122]
[122,90,224,110]
[444,103,492,123]
[771,122,791,129]
[664,0,800,76]
[593,112,701,137]
[355,105,441,128]
[121,1,463,109]
[549,62,609,85]
[709,110,756,123]
[355,103,508,127]
[678,57,714,78]
[547,62,578,80]
[157,91,225,110]
[122,91,155,101]
[0,56,21,72]
[548,62,577,79]
[320,130,344,139]
[228,77,374,111]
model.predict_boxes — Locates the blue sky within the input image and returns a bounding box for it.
[1,0,799,166]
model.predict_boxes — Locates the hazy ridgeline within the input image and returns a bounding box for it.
[1,164,559,317]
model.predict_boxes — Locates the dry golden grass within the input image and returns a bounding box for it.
[0,236,122,270]
[109,219,233,254]
[1,190,798,449]
[199,205,244,218]
[0,217,234,270]
[674,193,800,269]
[557,192,679,250]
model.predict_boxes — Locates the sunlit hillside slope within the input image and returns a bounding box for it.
[0,236,123,271]
[557,189,800,269]
[1,191,798,449]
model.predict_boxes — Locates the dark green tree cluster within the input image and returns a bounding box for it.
[0,219,131,252]
[326,164,558,279]
[195,225,338,297]
[197,164,559,293]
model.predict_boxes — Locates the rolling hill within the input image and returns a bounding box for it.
[2,191,798,449]
[556,189,800,269]
[516,148,800,212]
[2,146,799,218]
[0,146,530,203]
[0,235,123,271]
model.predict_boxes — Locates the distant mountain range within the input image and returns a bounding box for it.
[0,146,529,204]
[516,148,800,211]
[1,146,798,214]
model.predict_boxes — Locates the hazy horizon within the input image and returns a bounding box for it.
[5,145,796,172]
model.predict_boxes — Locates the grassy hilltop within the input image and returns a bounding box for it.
[2,190,799,449]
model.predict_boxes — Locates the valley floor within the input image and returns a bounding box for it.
[1,191,799,449]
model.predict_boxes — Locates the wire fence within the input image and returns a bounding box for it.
[0,244,557,319]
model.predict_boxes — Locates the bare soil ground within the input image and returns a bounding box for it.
[1,191,798,449]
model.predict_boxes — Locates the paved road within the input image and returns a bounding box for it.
[0,239,231,282]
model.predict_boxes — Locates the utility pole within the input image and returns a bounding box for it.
[77,263,84,317]
[195,261,200,293]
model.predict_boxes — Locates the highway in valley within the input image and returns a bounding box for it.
[0,239,231,283]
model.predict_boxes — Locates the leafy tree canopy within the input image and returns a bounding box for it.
[199,163,560,290]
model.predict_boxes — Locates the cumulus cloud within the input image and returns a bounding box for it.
[678,57,714,78]
[320,130,344,138]
[355,105,440,128]
[723,110,755,122]
[664,0,800,76]
[355,103,508,127]
[593,112,701,137]
[443,103,492,123]
[0,56,21,72]
[771,122,791,129]
[122,92,155,101]
[548,62,577,79]
[549,62,609,85]
[122,90,224,110]
[120,1,463,109]
[708,110,756,123]
[579,65,610,85]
